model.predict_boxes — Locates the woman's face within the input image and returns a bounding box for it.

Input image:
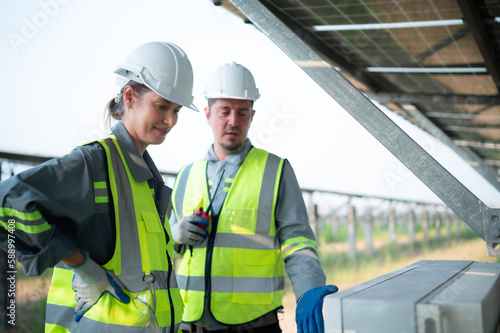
[121,87,181,154]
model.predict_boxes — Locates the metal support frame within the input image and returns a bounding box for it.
[445,124,500,133]
[365,92,500,105]
[454,140,500,150]
[250,0,500,193]
[456,0,500,92]
[415,26,470,61]
[255,0,388,94]
[400,105,500,190]
[0,151,52,166]
[229,0,500,256]
[426,112,500,120]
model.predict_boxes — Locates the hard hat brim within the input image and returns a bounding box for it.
[114,70,199,112]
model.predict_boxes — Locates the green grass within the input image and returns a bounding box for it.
[323,231,467,272]
[320,218,468,244]
[315,224,499,291]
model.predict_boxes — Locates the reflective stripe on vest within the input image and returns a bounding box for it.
[45,136,182,332]
[172,148,285,324]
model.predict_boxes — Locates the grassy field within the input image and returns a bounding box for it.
[9,226,500,333]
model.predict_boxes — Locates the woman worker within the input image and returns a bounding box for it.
[0,41,198,332]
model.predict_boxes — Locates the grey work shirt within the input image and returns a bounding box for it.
[170,139,326,330]
[0,122,170,276]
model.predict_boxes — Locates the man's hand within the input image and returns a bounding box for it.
[171,214,209,245]
[296,285,338,333]
[66,251,130,322]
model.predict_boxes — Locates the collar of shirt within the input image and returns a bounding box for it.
[111,121,160,184]
[204,138,254,165]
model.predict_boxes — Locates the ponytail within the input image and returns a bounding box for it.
[105,81,150,126]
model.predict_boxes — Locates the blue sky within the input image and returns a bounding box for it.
[1,0,499,206]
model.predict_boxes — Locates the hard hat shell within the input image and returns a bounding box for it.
[114,41,198,111]
[204,62,260,102]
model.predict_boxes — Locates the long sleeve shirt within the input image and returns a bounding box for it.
[170,139,326,329]
[0,122,169,276]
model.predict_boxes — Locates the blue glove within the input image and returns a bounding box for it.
[171,214,209,245]
[66,251,130,322]
[296,285,338,333]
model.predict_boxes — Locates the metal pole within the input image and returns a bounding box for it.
[229,0,500,256]
[388,201,397,245]
[363,200,373,255]
[422,205,429,243]
[347,197,357,260]
[408,204,415,246]
[445,208,452,240]
[435,205,442,239]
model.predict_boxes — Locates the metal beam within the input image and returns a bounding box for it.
[456,0,500,91]
[365,92,500,105]
[445,125,500,133]
[230,0,500,256]
[486,159,500,167]
[416,26,470,62]
[301,187,439,206]
[426,112,500,120]
[454,140,500,150]
[366,66,487,74]
[472,103,496,115]
[312,19,464,31]
[0,151,52,165]
[400,105,500,190]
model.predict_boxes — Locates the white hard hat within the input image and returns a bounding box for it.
[204,62,260,102]
[114,41,198,111]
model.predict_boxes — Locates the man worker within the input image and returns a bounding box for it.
[170,62,337,333]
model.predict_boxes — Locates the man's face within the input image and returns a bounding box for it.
[205,98,255,159]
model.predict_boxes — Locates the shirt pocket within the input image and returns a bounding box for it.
[141,210,161,233]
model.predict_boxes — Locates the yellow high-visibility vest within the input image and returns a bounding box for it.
[45,136,183,332]
[172,148,285,324]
